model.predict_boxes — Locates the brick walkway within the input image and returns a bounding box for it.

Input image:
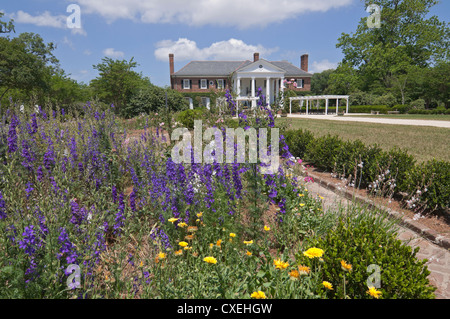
[305,175,450,299]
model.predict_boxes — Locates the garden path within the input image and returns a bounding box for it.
[306,176,450,299]
[287,114,450,128]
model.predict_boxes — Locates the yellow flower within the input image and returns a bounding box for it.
[246,250,252,256]
[298,265,311,276]
[319,196,324,200]
[243,240,253,245]
[216,239,222,247]
[322,281,333,290]
[298,193,304,197]
[251,291,267,299]
[179,241,188,247]
[168,218,178,223]
[209,243,214,249]
[197,212,203,217]
[341,260,352,272]
[264,225,270,231]
[229,233,236,238]
[139,261,144,267]
[204,256,217,264]
[273,258,289,270]
[178,222,188,228]
[367,286,382,299]
[299,203,305,207]
[158,252,166,260]
[184,246,192,250]
[303,247,324,259]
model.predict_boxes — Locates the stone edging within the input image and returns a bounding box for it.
[308,172,450,250]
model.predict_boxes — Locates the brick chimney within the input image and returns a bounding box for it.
[169,53,174,75]
[300,54,308,72]
[254,52,259,62]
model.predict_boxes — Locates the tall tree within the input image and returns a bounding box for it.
[0,12,14,34]
[336,0,449,90]
[90,57,149,113]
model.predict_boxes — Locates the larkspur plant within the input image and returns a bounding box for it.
[0,96,435,299]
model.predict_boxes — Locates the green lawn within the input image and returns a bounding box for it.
[346,114,450,121]
[277,118,450,163]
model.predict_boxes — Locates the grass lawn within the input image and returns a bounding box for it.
[345,114,450,121]
[276,118,450,163]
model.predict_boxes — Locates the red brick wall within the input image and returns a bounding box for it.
[171,77,231,93]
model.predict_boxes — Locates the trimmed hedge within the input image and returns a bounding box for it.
[284,129,449,212]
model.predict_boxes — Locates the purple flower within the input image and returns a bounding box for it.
[25,182,34,199]
[57,227,78,264]
[0,191,6,220]
[18,225,40,256]
[113,193,125,235]
[7,114,19,153]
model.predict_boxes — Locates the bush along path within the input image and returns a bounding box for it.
[304,172,450,299]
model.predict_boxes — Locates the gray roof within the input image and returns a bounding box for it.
[172,60,311,77]
[173,60,251,77]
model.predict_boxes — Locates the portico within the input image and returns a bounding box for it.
[233,59,287,108]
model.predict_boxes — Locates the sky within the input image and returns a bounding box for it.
[1,0,449,88]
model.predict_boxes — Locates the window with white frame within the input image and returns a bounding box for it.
[183,79,190,89]
[297,79,304,88]
[217,79,224,89]
[200,79,207,89]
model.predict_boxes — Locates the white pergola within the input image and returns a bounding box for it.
[289,95,350,115]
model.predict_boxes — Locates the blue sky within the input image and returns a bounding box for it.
[2,0,449,87]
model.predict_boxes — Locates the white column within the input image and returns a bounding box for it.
[280,77,285,94]
[266,77,271,107]
[275,78,279,102]
[325,98,329,115]
[306,99,309,115]
[251,77,256,108]
[237,77,241,97]
[336,98,339,114]
[346,98,349,114]
[289,98,292,115]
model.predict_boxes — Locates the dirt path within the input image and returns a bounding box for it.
[287,114,450,128]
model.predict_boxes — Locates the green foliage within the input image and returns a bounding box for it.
[283,129,314,159]
[311,69,335,94]
[90,57,149,114]
[409,98,426,109]
[347,105,389,113]
[176,108,209,129]
[124,85,188,119]
[404,159,450,211]
[373,93,398,108]
[349,91,375,106]
[284,128,448,212]
[301,208,436,299]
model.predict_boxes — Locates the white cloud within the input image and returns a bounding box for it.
[310,59,338,73]
[155,38,278,61]
[83,49,93,56]
[103,48,125,58]
[73,0,353,28]
[10,10,87,35]
[13,10,66,28]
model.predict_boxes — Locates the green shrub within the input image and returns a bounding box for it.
[390,104,410,114]
[404,159,450,211]
[349,91,376,106]
[298,207,436,299]
[283,129,315,159]
[410,99,426,110]
[347,105,389,114]
[305,134,343,171]
[176,108,208,129]
[373,93,398,108]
